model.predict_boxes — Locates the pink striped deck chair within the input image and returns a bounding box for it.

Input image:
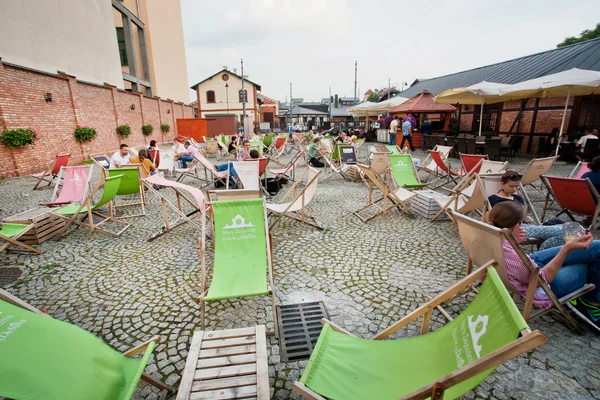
[194,153,230,189]
[143,174,209,241]
[31,154,70,190]
[568,161,591,179]
[40,165,93,207]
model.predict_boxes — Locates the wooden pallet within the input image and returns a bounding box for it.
[177,325,269,400]
[3,207,66,244]
[411,190,449,220]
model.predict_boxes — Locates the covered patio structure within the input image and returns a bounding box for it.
[389,90,457,147]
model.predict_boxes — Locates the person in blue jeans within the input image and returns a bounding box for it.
[489,201,600,332]
[216,149,259,186]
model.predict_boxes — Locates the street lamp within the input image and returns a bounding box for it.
[225,82,229,114]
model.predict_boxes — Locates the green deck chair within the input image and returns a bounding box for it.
[250,140,263,156]
[263,133,275,148]
[0,223,41,254]
[293,263,547,400]
[54,174,131,237]
[331,143,342,161]
[200,198,277,337]
[0,289,172,400]
[386,144,401,154]
[108,166,146,218]
[389,153,428,189]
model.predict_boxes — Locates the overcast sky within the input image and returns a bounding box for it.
[181,0,600,103]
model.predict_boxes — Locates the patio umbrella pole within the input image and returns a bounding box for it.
[478,97,485,136]
[555,87,571,154]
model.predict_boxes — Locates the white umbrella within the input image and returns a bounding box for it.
[498,68,600,151]
[348,97,409,131]
[435,81,514,136]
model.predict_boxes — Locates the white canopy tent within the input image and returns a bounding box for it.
[434,81,513,135]
[348,96,409,117]
[498,68,600,151]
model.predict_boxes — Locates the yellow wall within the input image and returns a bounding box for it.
[197,72,257,125]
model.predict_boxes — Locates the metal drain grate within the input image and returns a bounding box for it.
[276,301,328,362]
[0,268,22,287]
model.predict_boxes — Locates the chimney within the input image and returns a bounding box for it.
[233,68,237,74]
[222,65,228,70]
[243,75,248,79]
[334,94,338,108]
[330,96,333,105]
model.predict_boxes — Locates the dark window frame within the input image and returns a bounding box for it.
[239,89,247,103]
[206,90,216,103]
[116,27,128,67]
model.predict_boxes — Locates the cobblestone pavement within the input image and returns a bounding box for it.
[1,147,599,400]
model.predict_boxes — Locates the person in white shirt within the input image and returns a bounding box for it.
[174,141,200,168]
[109,144,131,168]
[576,128,597,148]
[173,137,186,156]
[389,116,399,146]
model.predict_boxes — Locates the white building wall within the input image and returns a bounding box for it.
[0,0,124,87]
[197,71,257,125]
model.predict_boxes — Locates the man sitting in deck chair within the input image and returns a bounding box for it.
[109,144,131,168]
[292,261,546,400]
[0,289,173,399]
[199,197,278,337]
[307,138,325,167]
[31,153,70,190]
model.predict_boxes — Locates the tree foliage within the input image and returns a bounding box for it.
[367,93,379,102]
[557,23,600,48]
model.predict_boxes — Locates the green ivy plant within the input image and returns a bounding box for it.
[116,124,131,138]
[161,124,170,134]
[74,127,97,142]
[142,124,154,136]
[0,128,38,149]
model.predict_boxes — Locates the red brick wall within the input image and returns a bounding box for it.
[0,61,194,177]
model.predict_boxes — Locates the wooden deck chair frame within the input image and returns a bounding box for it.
[415,145,453,181]
[568,160,591,178]
[31,153,71,190]
[319,148,353,182]
[292,261,547,400]
[175,158,201,183]
[199,198,278,338]
[110,165,146,218]
[42,164,95,207]
[431,173,490,222]
[54,177,131,237]
[428,150,463,190]
[517,156,557,224]
[0,288,174,398]
[143,175,209,242]
[0,224,41,254]
[354,163,414,222]
[194,153,231,190]
[267,167,322,230]
[92,154,111,176]
[451,210,593,333]
[540,175,600,231]
[270,148,305,182]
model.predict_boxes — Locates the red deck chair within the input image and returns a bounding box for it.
[429,150,460,189]
[31,154,70,190]
[148,149,161,168]
[40,165,93,207]
[275,137,285,149]
[541,175,600,230]
[459,153,487,175]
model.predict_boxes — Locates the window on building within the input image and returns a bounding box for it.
[116,28,128,66]
[239,90,247,103]
[206,90,216,103]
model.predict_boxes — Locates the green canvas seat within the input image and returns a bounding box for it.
[250,140,263,156]
[389,153,428,189]
[54,174,130,237]
[200,198,277,336]
[263,133,275,148]
[0,223,41,254]
[386,144,401,154]
[0,299,152,400]
[108,167,146,218]
[293,265,547,400]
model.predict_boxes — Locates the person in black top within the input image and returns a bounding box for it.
[420,118,432,150]
[582,156,600,196]
[487,170,564,250]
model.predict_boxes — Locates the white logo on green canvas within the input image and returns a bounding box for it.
[467,315,488,358]
[395,159,407,167]
[225,215,254,229]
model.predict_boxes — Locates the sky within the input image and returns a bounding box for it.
[181,0,600,103]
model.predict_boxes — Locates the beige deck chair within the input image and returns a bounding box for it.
[354,163,415,222]
[416,145,453,181]
[320,149,354,181]
[204,140,219,157]
[431,161,507,222]
[452,211,594,332]
[431,173,490,222]
[518,156,557,224]
[232,160,259,190]
[266,167,322,230]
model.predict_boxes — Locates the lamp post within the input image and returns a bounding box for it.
[225,82,229,114]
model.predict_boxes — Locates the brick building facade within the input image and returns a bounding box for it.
[0,60,193,177]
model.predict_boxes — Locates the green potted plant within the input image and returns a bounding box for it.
[0,128,38,149]
[74,127,97,142]
[142,124,154,136]
[161,124,170,134]
[116,124,131,138]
